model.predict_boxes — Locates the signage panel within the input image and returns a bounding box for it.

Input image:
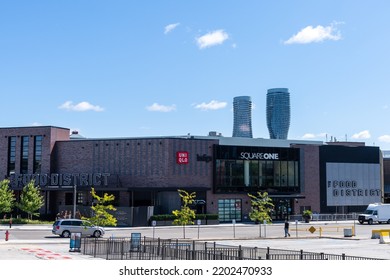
[326,163,381,206]
[176,151,189,164]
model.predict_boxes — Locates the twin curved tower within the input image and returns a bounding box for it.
[266,88,290,140]
[232,88,290,139]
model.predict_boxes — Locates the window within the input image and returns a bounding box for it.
[218,199,242,222]
[21,136,29,174]
[65,193,74,205]
[7,136,16,175]
[72,220,82,226]
[215,159,299,193]
[33,136,42,173]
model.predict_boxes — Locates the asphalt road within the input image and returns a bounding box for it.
[2,221,390,260]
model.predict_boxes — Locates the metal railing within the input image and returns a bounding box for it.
[81,237,382,260]
[289,213,358,222]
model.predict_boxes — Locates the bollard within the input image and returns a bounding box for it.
[5,230,9,241]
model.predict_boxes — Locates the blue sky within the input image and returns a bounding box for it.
[1,1,390,150]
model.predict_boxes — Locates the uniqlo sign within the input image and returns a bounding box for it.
[176,151,189,164]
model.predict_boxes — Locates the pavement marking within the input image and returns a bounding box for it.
[20,247,73,260]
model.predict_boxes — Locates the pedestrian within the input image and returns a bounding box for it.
[284,219,290,237]
[9,216,12,229]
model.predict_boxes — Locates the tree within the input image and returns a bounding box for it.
[172,189,196,238]
[16,180,44,220]
[87,187,117,227]
[248,191,274,224]
[0,179,15,216]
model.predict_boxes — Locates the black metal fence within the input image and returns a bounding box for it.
[81,236,382,260]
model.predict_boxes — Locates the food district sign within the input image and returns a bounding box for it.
[326,163,381,206]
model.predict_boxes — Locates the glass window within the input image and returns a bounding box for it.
[21,136,29,174]
[231,160,244,186]
[288,161,295,186]
[280,161,288,186]
[218,199,242,222]
[8,136,16,175]
[274,161,280,186]
[33,136,42,173]
[214,158,300,192]
[295,162,299,186]
[72,221,82,226]
[250,161,259,186]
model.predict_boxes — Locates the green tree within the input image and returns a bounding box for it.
[87,187,117,227]
[0,179,15,216]
[248,191,274,224]
[16,180,44,220]
[172,189,196,238]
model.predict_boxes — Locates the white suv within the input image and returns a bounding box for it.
[52,219,105,238]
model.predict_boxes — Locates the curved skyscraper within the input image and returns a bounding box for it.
[266,88,290,139]
[232,96,253,138]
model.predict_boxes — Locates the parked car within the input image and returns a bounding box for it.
[52,219,105,238]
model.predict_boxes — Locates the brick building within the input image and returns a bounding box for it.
[0,126,384,225]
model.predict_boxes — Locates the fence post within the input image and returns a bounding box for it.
[238,245,243,260]
[106,238,110,260]
[157,238,161,256]
[162,244,165,260]
[192,240,196,260]
[175,239,179,259]
[93,238,97,258]
[121,239,124,260]
[253,247,257,259]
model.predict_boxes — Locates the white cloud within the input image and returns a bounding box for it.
[302,133,327,139]
[302,133,316,139]
[379,135,390,143]
[196,30,229,49]
[284,23,342,44]
[164,23,180,34]
[59,101,104,112]
[146,103,176,112]
[351,130,371,139]
[194,100,227,111]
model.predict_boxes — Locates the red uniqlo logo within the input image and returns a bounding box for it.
[176,151,189,164]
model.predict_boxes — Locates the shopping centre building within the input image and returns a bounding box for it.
[0,126,384,226]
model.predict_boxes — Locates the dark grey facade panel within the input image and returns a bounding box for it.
[319,145,381,213]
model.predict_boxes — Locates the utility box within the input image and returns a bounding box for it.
[344,228,352,237]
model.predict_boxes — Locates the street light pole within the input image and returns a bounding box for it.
[73,184,77,219]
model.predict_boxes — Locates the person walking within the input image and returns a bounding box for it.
[284,219,290,237]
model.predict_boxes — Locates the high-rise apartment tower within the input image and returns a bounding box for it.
[266,88,290,139]
[232,96,253,138]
